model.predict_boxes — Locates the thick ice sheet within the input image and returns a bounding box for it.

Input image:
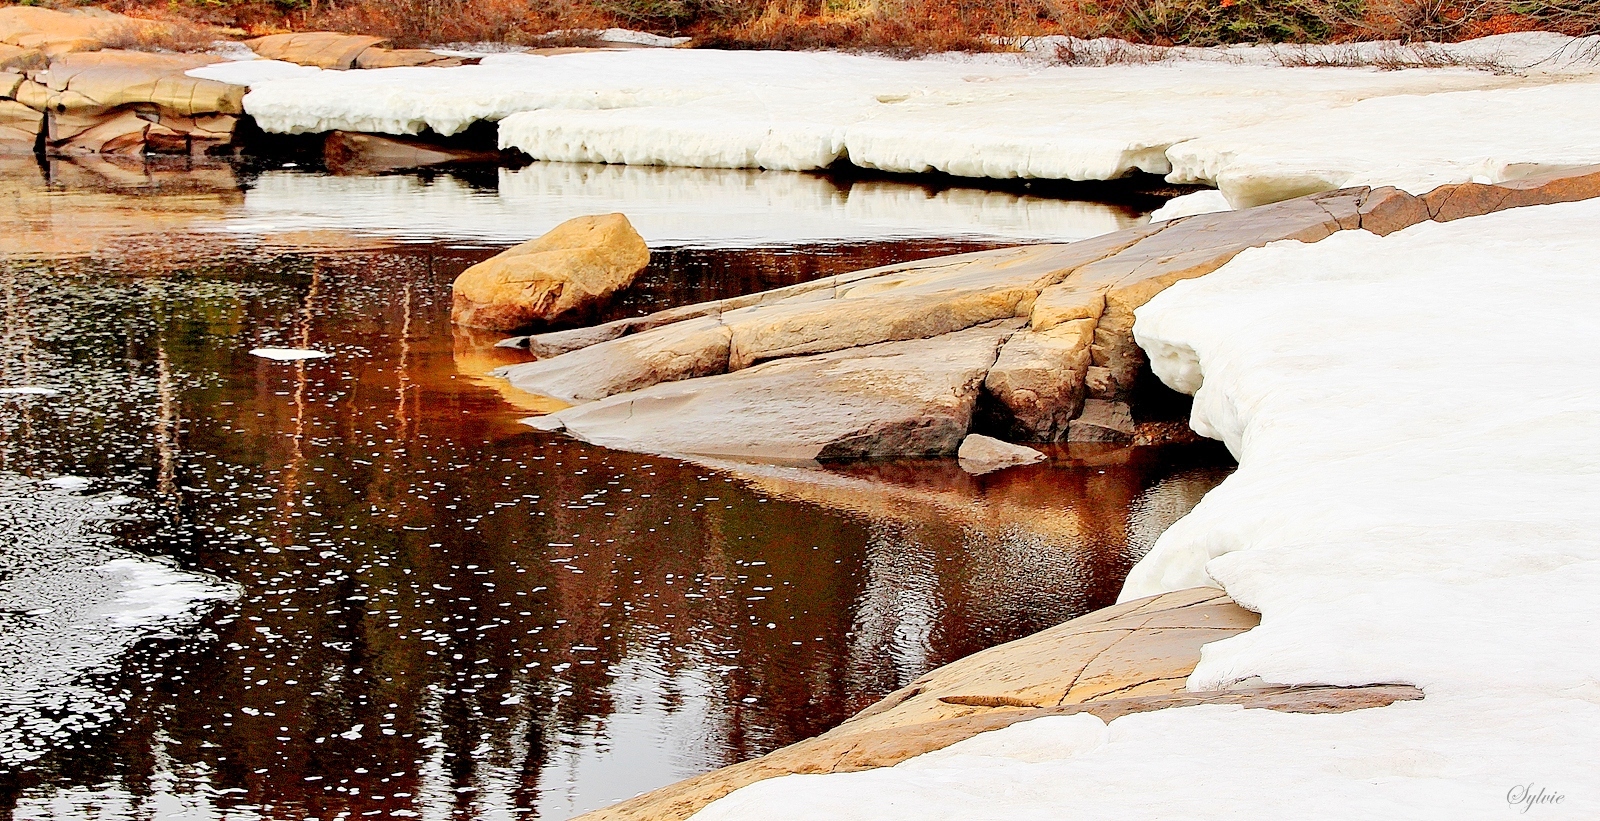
[221,164,1142,247]
[194,35,1600,205]
[687,200,1600,819]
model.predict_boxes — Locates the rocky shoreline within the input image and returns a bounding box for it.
[498,165,1600,463]
[491,163,1600,818]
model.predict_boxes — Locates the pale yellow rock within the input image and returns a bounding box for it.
[722,228,1160,370]
[571,589,1266,821]
[352,46,463,69]
[0,7,119,57]
[244,32,388,69]
[0,98,42,151]
[450,213,651,331]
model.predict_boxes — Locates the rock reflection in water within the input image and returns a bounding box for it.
[0,169,1223,821]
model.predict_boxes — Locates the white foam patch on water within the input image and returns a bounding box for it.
[192,35,1600,204]
[686,199,1600,819]
[0,475,236,765]
[248,347,330,361]
[222,164,1143,248]
[0,386,61,396]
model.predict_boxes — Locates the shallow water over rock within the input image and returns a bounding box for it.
[0,160,1229,820]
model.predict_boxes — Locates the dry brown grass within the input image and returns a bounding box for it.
[95,16,223,52]
[60,0,1600,54]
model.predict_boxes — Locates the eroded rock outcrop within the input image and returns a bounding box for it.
[31,51,243,155]
[501,166,1600,461]
[244,32,463,70]
[452,213,651,331]
[572,588,1421,821]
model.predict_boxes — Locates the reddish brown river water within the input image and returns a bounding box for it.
[0,156,1230,820]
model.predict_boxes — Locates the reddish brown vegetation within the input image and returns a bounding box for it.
[43,0,1600,52]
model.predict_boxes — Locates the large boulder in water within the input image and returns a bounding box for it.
[451,213,651,332]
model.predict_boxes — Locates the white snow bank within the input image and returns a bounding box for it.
[188,58,323,86]
[1148,189,1230,221]
[222,164,1142,247]
[689,199,1600,819]
[193,36,1600,200]
[1168,78,1600,201]
[249,347,329,361]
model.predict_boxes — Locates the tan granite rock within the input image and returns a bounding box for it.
[1068,398,1135,443]
[0,7,119,58]
[0,98,41,151]
[1357,185,1430,236]
[572,588,1419,821]
[245,32,462,70]
[28,51,243,155]
[1081,188,1367,399]
[0,43,45,72]
[982,319,1094,441]
[244,32,389,69]
[1422,164,1600,223]
[527,321,1021,461]
[450,213,651,331]
[353,46,464,69]
[956,434,1044,475]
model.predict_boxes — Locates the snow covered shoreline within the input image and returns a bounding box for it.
[674,197,1600,820]
[191,32,1600,209]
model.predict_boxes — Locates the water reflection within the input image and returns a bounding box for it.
[0,164,1226,821]
[1,155,1149,261]
[227,163,1150,248]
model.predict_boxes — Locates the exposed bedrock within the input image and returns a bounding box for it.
[2,50,246,155]
[243,32,464,70]
[528,321,1020,461]
[571,588,1421,821]
[451,213,651,332]
[501,165,1600,461]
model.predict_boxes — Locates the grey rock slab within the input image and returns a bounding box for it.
[527,321,1023,462]
[498,315,732,403]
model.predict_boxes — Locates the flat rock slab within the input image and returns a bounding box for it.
[245,32,462,70]
[528,321,1020,461]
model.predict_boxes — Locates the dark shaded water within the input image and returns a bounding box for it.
[0,162,1230,821]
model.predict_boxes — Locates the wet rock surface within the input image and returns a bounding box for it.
[503,167,1600,462]
[530,321,1020,461]
[956,434,1044,475]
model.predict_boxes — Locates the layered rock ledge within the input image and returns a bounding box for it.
[574,588,1420,821]
[502,164,1600,461]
